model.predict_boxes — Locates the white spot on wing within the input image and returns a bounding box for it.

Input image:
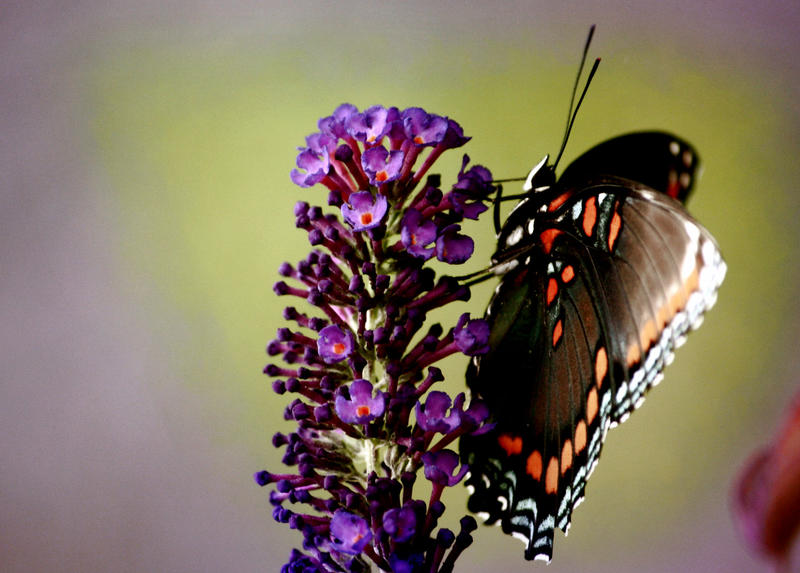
[615,382,628,402]
[506,225,523,247]
[492,259,519,275]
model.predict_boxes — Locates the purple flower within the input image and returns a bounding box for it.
[439,119,471,150]
[341,191,388,231]
[422,449,468,486]
[317,324,354,364]
[402,108,449,146]
[435,224,474,264]
[446,158,495,219]
[347,105,393,144]
[289,133,339,188]
[389,552,425,573]
[456,394,493,434]
[400,208,437,260]
[448,191,489,220]
[282,549,320,573]
[415,391,461,433]
[454,314,490,356]
[454,161,494,193]
[335,379,385,424]
[330,510,372,555]
[361,146,405,185]
[318,103,359,139]
[382,505,419,543]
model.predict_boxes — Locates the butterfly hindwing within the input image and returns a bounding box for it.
[558,131,699,202]
[462,133,725,562]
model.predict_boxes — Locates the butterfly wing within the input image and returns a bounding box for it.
[558,131,699,202]
[462,179,726,562]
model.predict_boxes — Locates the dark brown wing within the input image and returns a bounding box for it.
[462,180,725,561]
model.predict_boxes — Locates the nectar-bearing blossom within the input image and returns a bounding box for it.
[256,104,496,572]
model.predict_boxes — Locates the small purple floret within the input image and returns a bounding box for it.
[335,379,386,424]
[318,103,359,139]
[454,314,490,356]
[382,505,418,543]
[435,224,474,264]
[402,108,449,146]
[329,509,372,555]
[361,146,405,186]
[347,105,392,144]
[290,133,338,188]
[389,553,425,573]
[400,208,437,260]
[439,118,471,150]
[341,191,388,231]
[422,449,468,486]
[415,391,461,433]
[317,324,354,364]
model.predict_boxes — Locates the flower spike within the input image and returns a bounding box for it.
[257,104,496,572]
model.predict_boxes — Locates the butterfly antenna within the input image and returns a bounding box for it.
[552,26,601,170]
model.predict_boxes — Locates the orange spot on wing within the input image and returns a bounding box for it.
[586,387,599,424]
[607,208,622,251]
[548,192,571,212]
[626,343,641,367]
[526,450,543,480]
[582,196,597,237]
[546,278,558,305]
[560,440,574,475]
[561,265,575,283]
[574,420,587,454]
[639,319,658,352]
[498,434,523,456]
[627,263,701,367]
[641,269,699,346]
[668,268,699,317]
[657,303,671,328]
[552,319,563,347]
[545,456,559,494]
[539,228,563,255]
[595,347,608,388]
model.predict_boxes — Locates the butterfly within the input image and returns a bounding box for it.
[460,129,726,562]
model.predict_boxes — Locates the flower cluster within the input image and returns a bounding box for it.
[256,104,497,572]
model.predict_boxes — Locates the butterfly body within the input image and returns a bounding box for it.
[461,132,726,561]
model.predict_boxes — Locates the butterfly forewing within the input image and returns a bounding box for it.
[462,133,725,562]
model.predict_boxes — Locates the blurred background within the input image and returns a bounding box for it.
[3,1,800,571]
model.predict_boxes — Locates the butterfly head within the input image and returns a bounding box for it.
[522,154,556,194]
